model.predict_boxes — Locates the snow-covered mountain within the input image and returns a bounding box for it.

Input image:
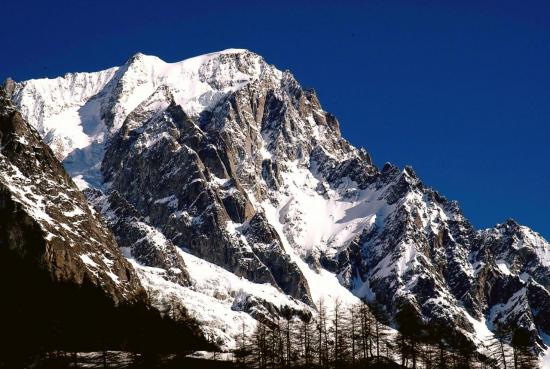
[7,49,550,355]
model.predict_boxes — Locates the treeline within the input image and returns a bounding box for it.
[482,325,539,369]
[233,300,539,369]
[0,246,211,369]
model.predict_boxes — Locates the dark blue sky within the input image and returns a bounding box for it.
[1,0,549,238]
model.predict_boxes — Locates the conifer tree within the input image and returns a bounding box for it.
[511,328,537,369]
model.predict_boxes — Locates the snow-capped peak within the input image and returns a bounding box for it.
[110,48,273,130]
[10,49,280,189]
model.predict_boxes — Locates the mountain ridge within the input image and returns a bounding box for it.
[6,49,550,359]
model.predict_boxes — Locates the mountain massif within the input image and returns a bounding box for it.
[2,49,549,364]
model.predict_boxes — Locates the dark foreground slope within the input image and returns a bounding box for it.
[0,89,210,367]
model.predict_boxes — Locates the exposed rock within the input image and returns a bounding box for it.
[0,89,143,303]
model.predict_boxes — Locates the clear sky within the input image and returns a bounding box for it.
[1,0,549,238]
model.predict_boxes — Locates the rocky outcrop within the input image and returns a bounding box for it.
[85,188,191,286]
[0,89,143,303]
[472,220,550,346]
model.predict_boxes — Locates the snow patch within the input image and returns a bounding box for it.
[80,254,98,269]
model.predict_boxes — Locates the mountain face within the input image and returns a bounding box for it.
[0,89,209,364]
[7,49,550,353]
[0,88,143,302]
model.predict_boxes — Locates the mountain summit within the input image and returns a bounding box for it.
[6,49,550,357]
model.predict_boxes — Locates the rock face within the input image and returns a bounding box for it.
[0,88,143,303]
[476,220,550,341]
[0,87,210,363]
[9,49,550,352]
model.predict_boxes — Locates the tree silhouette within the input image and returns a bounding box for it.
[395,303,424,368]
[487,324,511,369]
[370,302,391,360]
[510,328,537,369]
